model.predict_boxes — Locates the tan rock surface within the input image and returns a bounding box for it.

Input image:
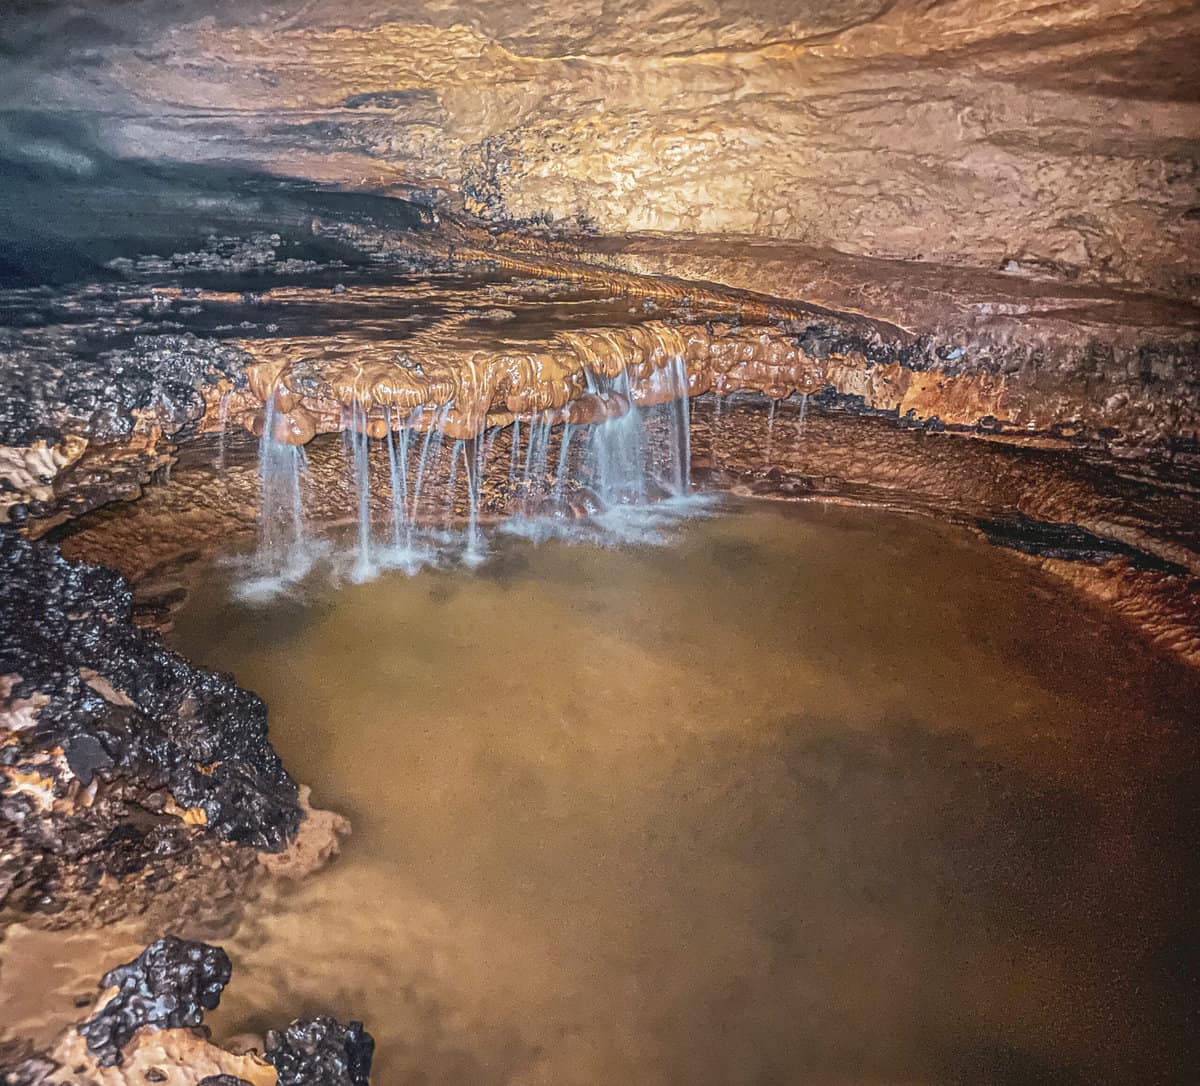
[8,1,1198,296]
[49,1023,275,1086]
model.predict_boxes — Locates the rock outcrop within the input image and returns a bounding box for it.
[2,936,374,1085]
[0,532,302,929]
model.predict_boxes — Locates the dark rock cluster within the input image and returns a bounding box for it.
[0,332,249,449]
[977,515,1188,572]
[107,234,335,278]
[79,936,232,1066]
[3,936,375,1083]
[0,531,300,923]
[79,938,375,1084]
[266,1017,375,1086]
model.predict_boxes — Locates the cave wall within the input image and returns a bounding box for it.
[4,0,1199,298]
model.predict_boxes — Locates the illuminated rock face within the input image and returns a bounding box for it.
[5,1,1198,297]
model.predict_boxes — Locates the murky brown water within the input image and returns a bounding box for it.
[8,501,1198,1084]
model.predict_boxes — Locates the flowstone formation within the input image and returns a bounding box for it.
[5,256,1195,528]
[2,146,1197,533]
[2,251,1182,665]
[4,936,375,1085]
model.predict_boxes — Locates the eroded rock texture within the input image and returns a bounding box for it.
[0,532,300,927]
[4,1,1197,297]
[79,937,232,1067]
[265,1019,374,1086]
[0,331,251,528]
[223,291,1200,452]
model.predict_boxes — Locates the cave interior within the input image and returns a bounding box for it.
[1,3,1199,1085]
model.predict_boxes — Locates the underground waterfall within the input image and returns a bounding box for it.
[250,356,698,592]
[3,259,1198,1086]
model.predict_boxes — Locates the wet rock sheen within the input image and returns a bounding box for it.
[79,937,232,1067]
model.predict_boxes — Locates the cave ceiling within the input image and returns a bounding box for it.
[2,0,1198,298]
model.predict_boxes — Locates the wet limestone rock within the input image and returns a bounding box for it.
[0,1,1197,489]
[0,532,301,927]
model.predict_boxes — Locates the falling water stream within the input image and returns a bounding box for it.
[256,397,309,577]
[250,363,699,588]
